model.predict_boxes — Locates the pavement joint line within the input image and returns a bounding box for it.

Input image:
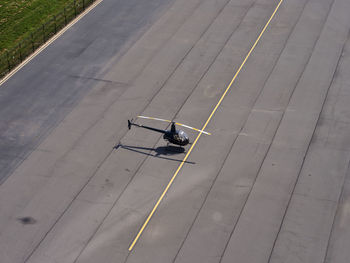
[267,26,350,263]
[128,0,284,251]
[20,0,232,259]
[0,0,105,87]
[323,159,350,261]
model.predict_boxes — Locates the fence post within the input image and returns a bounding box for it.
[74,0,77,17]
[6,51,11,72]
[31,33,35,52]
[19,43,22,62]
[64,8,67,25]
[54,15,57,33]
[42,24,45,43]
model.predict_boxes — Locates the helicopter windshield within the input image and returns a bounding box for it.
[178,130,189,141]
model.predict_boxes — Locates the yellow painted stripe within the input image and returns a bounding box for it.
[0,0,104,87]
[129,0,283,251]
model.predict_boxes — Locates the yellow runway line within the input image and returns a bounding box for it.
[129,0,284,251]
[0,0,104,87]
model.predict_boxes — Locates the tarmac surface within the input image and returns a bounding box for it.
[0,0,174,184]
[1,0,350,262]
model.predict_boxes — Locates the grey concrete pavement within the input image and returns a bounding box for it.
[270,32,350,263]
[220,0,350,262]
[127,0,309,262]
[174,0,329,260]
[1,0,248,261]
[1,0,350,262]
[323,34,350,263]
[24,0,254,262]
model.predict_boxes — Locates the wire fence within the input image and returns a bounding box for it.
[0,0,97,79]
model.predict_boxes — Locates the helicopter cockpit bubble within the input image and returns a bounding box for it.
[178,130,189,142]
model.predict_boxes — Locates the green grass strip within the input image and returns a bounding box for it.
[0,0,95,78]
[0,0,75,52]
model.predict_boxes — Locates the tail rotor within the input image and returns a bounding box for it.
[128,119,133,130]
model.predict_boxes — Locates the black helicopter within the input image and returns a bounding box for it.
[128,116,211,147]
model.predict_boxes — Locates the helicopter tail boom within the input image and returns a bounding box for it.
[127,119,166,134]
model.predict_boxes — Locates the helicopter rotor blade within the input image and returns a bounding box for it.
[174,123,211,135]
[137,115,211,135]
[137,115,172,123]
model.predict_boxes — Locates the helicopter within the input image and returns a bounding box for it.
[128,116,211,147]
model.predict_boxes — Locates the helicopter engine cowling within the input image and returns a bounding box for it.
[163,130,189,146]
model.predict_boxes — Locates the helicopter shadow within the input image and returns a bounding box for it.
[114,144,195,164]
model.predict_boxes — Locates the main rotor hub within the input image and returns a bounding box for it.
[171,122,176,133]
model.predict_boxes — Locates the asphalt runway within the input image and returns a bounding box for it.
[1,0,350,262]
[0,0,174,184]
